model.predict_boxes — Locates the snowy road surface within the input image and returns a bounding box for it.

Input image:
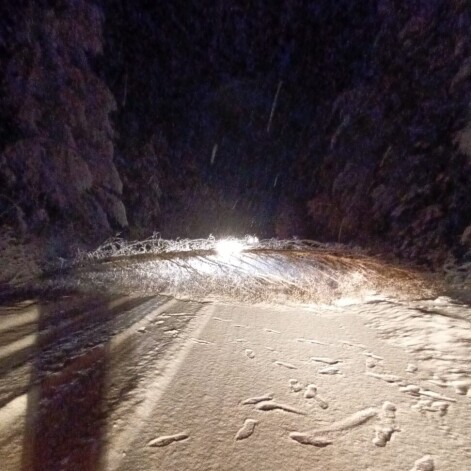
[0,292,470,470]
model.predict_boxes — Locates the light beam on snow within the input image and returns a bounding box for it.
[62,236,433,305]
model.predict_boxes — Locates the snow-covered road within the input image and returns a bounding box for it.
[1,290,469,470]
[106,299,471,471]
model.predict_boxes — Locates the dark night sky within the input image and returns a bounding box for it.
[0,0,469,262]
[102,0,381,236]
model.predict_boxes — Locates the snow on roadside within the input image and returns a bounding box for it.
[349,297,471,398]
[0,230,42,289]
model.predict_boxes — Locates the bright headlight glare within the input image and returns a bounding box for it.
[245,236,259,245]
[215,239,244,256]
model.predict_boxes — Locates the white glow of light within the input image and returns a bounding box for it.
[245,236,259,245]
[215,239,244,256]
